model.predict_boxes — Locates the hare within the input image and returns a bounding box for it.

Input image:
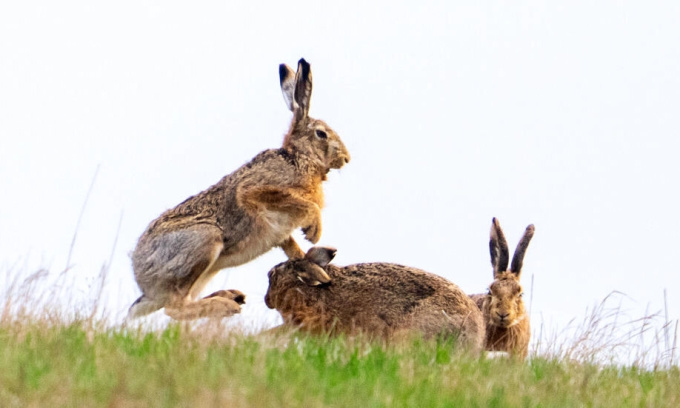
[265,247,485,353]
[128,59,350,320]
[469,218,535,358]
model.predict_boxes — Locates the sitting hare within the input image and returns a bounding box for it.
[265,247,484,353]
[128,59,350,320]
[469,218,535,358]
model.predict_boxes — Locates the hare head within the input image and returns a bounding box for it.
[264,246,336,308]
[279,59,350,172]
[484,218,535,329]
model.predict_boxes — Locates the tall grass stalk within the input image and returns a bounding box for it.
[532,291,678,369]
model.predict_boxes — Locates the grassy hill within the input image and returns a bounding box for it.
[1,318,678,408]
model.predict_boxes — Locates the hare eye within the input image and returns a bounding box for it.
[315,129,328,139]
[518,292,524,298]
[486,288,492,296]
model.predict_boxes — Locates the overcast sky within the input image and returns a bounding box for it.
[1,1,679,338]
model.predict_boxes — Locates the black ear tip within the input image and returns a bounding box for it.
[297,58,311,76]
[279,64,289,81]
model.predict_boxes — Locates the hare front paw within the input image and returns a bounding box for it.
[302,222,322,244]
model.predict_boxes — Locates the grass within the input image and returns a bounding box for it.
[532,291,679,368]
[1,319,679,408]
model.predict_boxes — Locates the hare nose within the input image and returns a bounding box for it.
[497,312,509,321]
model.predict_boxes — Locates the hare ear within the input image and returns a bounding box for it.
[305,246,337,267]
[293,58,312,120]
[489,217,509,276]
[296,263,331,286]
[279,63,297,112]
[510,224,535,276]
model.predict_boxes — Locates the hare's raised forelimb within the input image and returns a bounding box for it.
[237,185,323,243]
[280,236,306,260]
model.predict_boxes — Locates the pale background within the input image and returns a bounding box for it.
[1,1,679,339]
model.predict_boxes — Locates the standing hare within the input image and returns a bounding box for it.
[128,59,350,320]
[470,218,535,358]
[265,247,485,353]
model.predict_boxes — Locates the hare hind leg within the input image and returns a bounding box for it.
[204,289,246,305]
[164,287,245,321]
[165,296,242,320]
[162,227,243,320]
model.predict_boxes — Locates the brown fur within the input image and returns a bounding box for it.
[265,247,485,353]
[128,59,350,320]
[470,218,535,358]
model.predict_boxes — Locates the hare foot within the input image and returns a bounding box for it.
[204,289,246,305]
[165,295,242,320]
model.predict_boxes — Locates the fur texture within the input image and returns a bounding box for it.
[128,59,350,320]
[470,218,535,358]
[265,247,485,353]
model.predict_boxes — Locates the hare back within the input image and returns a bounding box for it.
[468,293,486,311]
[270,263,483,346]
[141,148,306,240]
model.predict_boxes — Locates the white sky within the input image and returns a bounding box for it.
[1,1,679,335]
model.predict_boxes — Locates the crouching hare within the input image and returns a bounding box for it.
[470,218,535,358]
[128,59,350,320]
[265,247,485,353]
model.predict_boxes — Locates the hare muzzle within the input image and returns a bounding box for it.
[329,139,351,169]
